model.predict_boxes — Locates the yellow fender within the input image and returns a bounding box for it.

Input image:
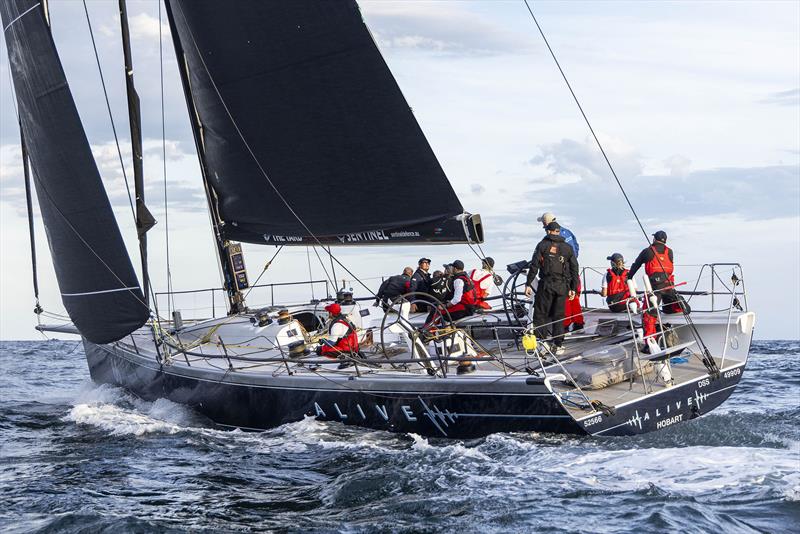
[522,333,538,351]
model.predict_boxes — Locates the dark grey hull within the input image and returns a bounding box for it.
[83,338,745,439]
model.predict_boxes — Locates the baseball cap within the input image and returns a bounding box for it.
[545,221,561,231]
[324,302,341,315]
[418,257,431,264]
[451,259,464,270]
[607,253,624,262]
[483,257,495,268]
[652,230,667,243]
[537,212,556,226]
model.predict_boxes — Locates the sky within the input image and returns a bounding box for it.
[0,0,798,340]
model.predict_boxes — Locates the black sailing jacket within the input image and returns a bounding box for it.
[526,234,579,292]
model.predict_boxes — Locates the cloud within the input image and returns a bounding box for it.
[530,135,644,183]
[98,12,170,41]
[664,154,692,178]
[0,139,206,217]
[760,88,800,107]
[470,183,485,195]
[128,13,171,41]
[0,145,25,206]
[528,163,800,227]
[90,139,205,213]
[361,1,531,56]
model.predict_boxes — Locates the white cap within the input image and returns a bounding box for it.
[536,212,556,225]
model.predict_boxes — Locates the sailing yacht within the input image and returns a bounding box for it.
[2,0,755,438]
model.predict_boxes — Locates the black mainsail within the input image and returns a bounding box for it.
[165,0,482,246]
[2,0,149,343]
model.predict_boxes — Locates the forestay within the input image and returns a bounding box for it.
[165,0,482,246]
[1,0,149,343]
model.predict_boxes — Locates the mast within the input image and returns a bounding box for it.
[162,3,245,314]
[119,0,155,305]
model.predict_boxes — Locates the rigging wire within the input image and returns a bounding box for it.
[6,63,43,317]
[305,247,316,300]
[158,0,174,319]
[327,246,339,290]
[169,2,376,298]
[19,122,42,316]
[19,163,153,314]
[522,0,649,242]
[243,245,284,300]
[311,246,336,293]
[522,0,716,371]
[82,1,165,329]
[81,0,136,226]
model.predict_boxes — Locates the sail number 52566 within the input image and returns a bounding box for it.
[583,415,602,427]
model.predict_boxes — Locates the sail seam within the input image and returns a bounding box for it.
[2,3,40,33]
[62,286,142,297]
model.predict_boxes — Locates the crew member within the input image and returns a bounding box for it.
[317,303,359,359]
[627,231,689,345]
[429,269,452,305]
[444,260,478,321]
[469,257,498,310]
[375,267,413,307]
[410,257,433,312]
[524,221,579,354]
[537,212,584,331]
[600,253,630,312]
[438,260,480,374]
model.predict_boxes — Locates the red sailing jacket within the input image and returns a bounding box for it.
[320,316,359,357]
[645,245,674,282]
[470,269,493,309]
[606,268,630,304]
[449,272,479,309]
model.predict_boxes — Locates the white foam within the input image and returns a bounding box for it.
[73,381,128,405]
[409,433,490,460]
[66,402,185,436]
[535,445,799,499]
[783,475,800,502]
[65,384,199,436]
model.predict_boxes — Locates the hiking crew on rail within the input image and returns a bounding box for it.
[601,253,630,312]
[627,230,690,348]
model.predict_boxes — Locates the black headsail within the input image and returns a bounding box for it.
[2,0,149,343]
[164,0,483,246]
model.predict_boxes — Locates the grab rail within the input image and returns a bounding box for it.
[579,262,746,313]
[154,279,330,320]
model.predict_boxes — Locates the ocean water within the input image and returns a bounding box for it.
[0,340,797,533]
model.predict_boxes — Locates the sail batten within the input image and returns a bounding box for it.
[2,0,149,344]
[165,0,481,246]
